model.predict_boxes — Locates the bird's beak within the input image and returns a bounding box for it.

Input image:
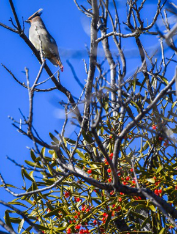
[25,20,30,23]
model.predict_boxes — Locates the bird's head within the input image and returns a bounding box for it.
[25,8,43,23]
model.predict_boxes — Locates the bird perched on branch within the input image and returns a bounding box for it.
[26,9,63,72]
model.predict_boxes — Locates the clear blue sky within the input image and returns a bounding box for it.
[0,0,175,232]
[0,1,91,231]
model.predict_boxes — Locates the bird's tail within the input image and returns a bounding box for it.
[56,59,64,72]
[50,57,64,72]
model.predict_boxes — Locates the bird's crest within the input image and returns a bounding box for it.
[27,9,43,21]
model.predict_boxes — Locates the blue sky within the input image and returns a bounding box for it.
[0,1,91,230]
[0,0,176,232]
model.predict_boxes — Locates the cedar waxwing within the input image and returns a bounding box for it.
[26,9,63,71]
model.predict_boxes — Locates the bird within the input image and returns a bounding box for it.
[26,9,63,72]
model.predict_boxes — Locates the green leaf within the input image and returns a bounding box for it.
[149,204,156,212]
[41,147,46,156]
[129,211,146,220]
[30,150,36,162]
[22,226,32,233]
[159,227,166,234]
[49,133,59,144]
[18,219,24,233]
[141,141,150,152]
[8,201,28,208]
[105,212,112,231]
[44,208,61,218]
[47,165,53,176]
[5,210,13,230]
[34,224,50,230]
[64,138,76,144]
[22,169,34,182]
[75,149,85,160]
[82,130,92,143]
[156,165,163,174]
[55,227,67,231]
[25,160,41,168]
[131,101,141,112]
[146,178,155,183]
[9,217,21,223]
[172,101,177,109]
[133,75,137,92]
[0,184,18,189]
[157,75,168,85]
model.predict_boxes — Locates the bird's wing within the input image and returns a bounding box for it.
[47,33,60,59]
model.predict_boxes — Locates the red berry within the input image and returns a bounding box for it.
[109,153,113,158]
[130,168,133,172]
[76,198,81,202]
[154,189,159,195]
[123,181,127,185]
[110,190,114,195]
[158,136,163,141]
[118,172,121,176]
[93,220,97,225]
[108,178,112,183]
[87,169,92,174]
[67,228,72,234]
[175,186,177,190]
[158,189,162,194]
[120,192,124,195]
[126,176,130,181]
[115,206,121,211]
[107,168,111,173]
[152,125,156,130]
[103,212,108,218]
[104,159,109,165]
[109,135,112,139]
[81,207,86,211]
[64,191,70,198]
[75,224,81,230]
[83,230,89,233]
[118,197,122,202]
[164,140,169,147]
[79,230,84,234]
[132,180,136,184]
